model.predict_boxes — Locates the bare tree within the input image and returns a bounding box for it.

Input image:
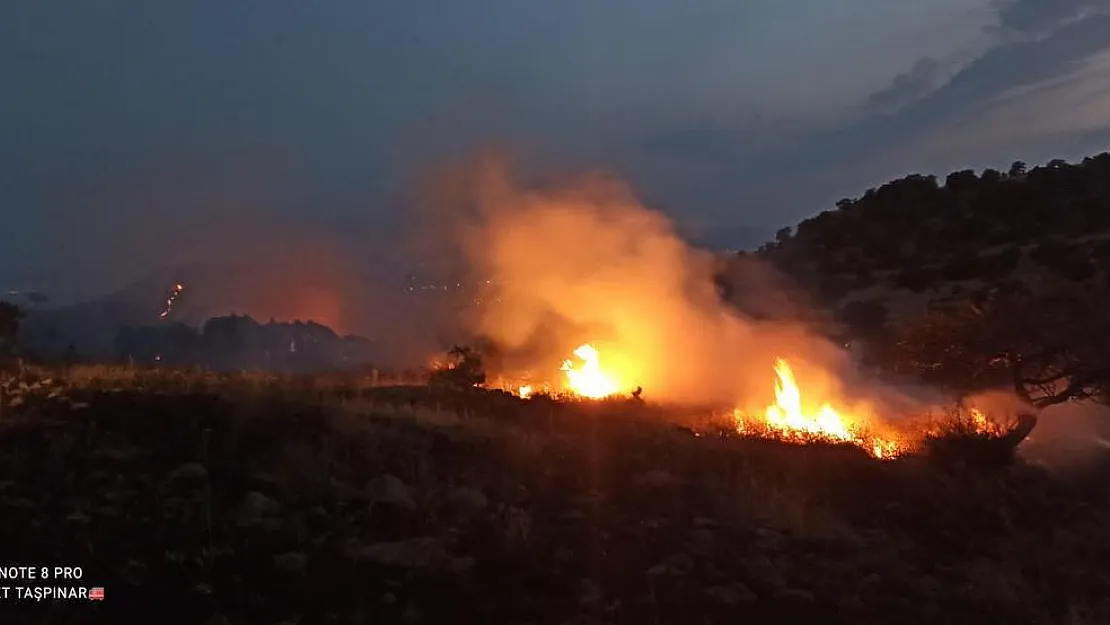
[885,283,1110,444]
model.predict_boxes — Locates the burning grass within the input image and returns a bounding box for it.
[486,343,1011,460]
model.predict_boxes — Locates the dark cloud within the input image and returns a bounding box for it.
[5,0,1110,288]
[866,58,945,111]
[615,13,1110,235]
[992,0,1110,36]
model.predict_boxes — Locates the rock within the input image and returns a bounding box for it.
[272,551,308,573]
[557,509,586,523]
[369,474,416,511]
[347,537,446,569]
[647,552,696,577]
[67,510,90,524]
[234,491,281,528]
[169,462,209,482]
[646,563,669,577]
[705,584,757,605]
[446,487,488,516]
[774,588,815,602]
[635,470,684,488]
[754,527,783,542]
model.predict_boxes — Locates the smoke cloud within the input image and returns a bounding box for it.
[1018,400,1110,472]
[430,156,920,417]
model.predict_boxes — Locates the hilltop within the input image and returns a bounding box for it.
[734,153,1110,416]
[754,153,1110,320]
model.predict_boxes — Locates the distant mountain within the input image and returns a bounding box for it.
[18,261,469,366]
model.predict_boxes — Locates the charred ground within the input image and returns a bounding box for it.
[0,372,1109,625]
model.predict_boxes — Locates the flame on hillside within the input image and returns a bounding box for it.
[159,282,185,319]
[561,344,628,398]
[433,157,1016,459]
[733,359,905,458]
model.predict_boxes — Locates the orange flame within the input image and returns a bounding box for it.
[159,282,186,319]
[561,344,625,399]
[735,358,904,459]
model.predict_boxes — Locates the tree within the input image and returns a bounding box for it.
[981,168,1003,183]
[884,284,1110,446]
[0,301,25,355]
[429,345,486,391]
[1008,161,1027,177]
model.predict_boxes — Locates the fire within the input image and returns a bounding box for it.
[158,282,185,319]
[968,408,1003,435]
[735,358,904,459]
[518,385,534,399]
[561,344,623,399]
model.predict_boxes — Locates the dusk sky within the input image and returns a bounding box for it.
[5,0,1110,301]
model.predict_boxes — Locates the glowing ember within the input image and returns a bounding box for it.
[561,344,622,399]
[158,282,185,319]
[735,358,904,459]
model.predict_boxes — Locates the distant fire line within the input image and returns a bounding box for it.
[158,282,185,319]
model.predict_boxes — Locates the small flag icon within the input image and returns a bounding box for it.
[89,587,104,601]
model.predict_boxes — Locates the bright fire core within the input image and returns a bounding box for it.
[561,344,623,399]
[734,358,903,458]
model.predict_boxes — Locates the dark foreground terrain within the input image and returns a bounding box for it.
[1,379,1109,625]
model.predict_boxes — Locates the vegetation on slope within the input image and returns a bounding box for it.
[0,369,1108,624]
[761,154,1110,298]
[748,153,1110,431]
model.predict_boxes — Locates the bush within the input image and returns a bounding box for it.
[428,345,487,391]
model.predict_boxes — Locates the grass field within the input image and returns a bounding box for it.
[1,365,1109,624]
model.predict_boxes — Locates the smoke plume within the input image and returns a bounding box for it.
[433,156,915,414]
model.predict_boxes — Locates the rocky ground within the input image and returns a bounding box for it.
[1,385,1109,624]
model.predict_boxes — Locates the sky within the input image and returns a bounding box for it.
[4,0,1110,301]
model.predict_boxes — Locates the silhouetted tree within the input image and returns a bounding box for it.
[429,345,486,391]
[840,299,889,338]
[884,284,1110,446]
[0,301,25,356]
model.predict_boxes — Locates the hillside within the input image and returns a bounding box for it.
[742,153,1110,412]
[756,153,1110,321]
[1,372,1109,624]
